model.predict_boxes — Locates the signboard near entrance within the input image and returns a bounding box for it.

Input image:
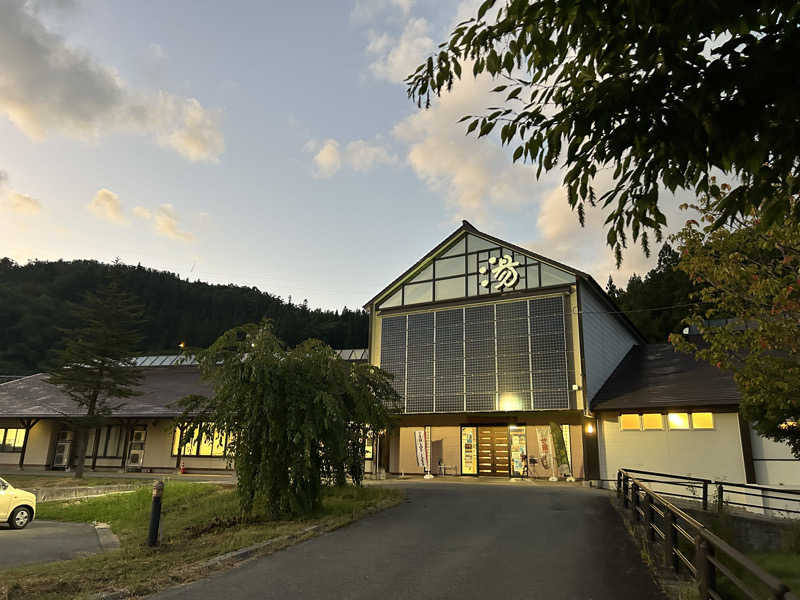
[461,426,477,475]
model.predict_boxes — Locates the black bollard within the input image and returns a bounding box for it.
[147,480,164,547]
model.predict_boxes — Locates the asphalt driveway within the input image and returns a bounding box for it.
[0,520,104,569]
[153,481,663,600]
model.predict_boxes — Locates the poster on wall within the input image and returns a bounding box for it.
[414,430,429,471]
[509,425,527,477]
[461,426,477,475]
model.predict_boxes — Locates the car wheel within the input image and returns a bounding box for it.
[9,507,31,529]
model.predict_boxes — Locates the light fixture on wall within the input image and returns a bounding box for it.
[585,423,595,434]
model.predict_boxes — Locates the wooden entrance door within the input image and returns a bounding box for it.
[477,426,510,476]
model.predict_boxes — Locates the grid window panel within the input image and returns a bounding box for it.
[495,301,527,321]
[465,354,495,374]
[466,394,496,412]
[435,375,464,395]
[436,394,465,412]
[406,395,434,413]
[496,335,529,356]
[435,359,464,379]
[465,304,494,323]
[533,388,570,410]
[380,316,407,400]
[498,371,532,393]
[496,352,530,372]
[532,370,569,390]
[466,373,496,396]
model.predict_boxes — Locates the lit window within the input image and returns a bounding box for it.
[668,413,690,430]
[642,414,663,430]
[212,430,227,457]
[198,429,214,457]
[692,413,714,429]
[0,428,25,452]
[619,414,641,431]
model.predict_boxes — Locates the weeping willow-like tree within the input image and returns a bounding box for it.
[179,321,399,517]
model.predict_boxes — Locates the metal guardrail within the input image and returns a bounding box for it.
[618,469,798,600]
[616,468,800,517]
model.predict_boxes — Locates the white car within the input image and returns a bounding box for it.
[0,477,36,529]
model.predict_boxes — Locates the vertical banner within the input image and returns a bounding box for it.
[414,430,428,471]
[509,425,527,477]
[535,425,556,478]
[461,426,477,475]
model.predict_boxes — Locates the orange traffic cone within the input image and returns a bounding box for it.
[180,459,186,474]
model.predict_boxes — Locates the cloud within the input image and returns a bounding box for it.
[310,139,342,178]
[352,0,414,23]
[153,204,193,241]
[0,169,42,215]
[132,206,152,219]
[7,191,42,215]
[391,67,549,224]
[306,137,398,178]
[88,188,126,224]
[367,18,433,83]
[0,2,224,162]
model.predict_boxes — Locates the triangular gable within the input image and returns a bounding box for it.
[367,221,579,310]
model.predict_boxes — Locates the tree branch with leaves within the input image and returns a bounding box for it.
[407,0,800,264]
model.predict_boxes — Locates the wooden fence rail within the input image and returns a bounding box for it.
[617,469,798,600]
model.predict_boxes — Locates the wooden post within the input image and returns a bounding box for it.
[702,481,708,511]
[617,470,622,497]
[90,427,101,471]
[716,483,724,512]
[664,509,678,572]
[643,494,654,540]
[17,418,39,471]
[695,535,716,598]
[623,473,629,508]
[120,424,131,471]
[632,482,640,521]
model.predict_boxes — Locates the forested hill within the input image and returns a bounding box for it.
[0,258,368,375]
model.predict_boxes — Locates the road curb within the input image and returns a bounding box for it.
[94,522,120,551]
[196,524,320,569]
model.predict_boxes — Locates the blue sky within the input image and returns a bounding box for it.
[0,0,678,310]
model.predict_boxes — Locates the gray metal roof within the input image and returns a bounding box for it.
[0,349,370,418]
[0,368,211,418]
[591,344,741,412]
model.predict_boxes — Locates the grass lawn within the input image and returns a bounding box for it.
[0,482,404,600]
[1,474,147,490]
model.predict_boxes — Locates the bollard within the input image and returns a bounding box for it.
[147,480,164,547]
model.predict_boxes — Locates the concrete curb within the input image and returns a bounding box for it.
[94,522,121,551]
[34,485,142,503]
[196,524,320,569]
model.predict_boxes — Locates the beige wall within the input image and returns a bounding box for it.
[750,428,800,486]
[0,419,57,467]
[143,421,230,471]
[597,411,747,483]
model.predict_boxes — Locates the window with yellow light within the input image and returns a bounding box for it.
[691,413,714,429]
[642,414,663,430]
[667,413,690,430]
[619,414,641,431]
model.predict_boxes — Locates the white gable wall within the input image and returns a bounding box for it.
[579,281,638,403]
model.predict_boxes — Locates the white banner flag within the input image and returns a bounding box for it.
[413,430,428,470]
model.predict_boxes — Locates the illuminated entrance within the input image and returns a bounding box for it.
[461,425,527,477]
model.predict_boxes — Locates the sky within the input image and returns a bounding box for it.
[0,0,691,311]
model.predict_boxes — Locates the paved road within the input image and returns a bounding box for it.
[153,482,663,600]
[0,520,102,568]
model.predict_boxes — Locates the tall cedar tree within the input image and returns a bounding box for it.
[407,2,800,263]
[671,187,800,457]
[48,280,145,478]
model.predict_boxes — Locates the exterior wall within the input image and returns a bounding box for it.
[143,421,230,471]
[750,428,800,486]
[568,287,586,410]
[597,411,747,483]
[0,419,56,468]
[578,282,637,402]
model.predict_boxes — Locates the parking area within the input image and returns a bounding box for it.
[0,520,105,569]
